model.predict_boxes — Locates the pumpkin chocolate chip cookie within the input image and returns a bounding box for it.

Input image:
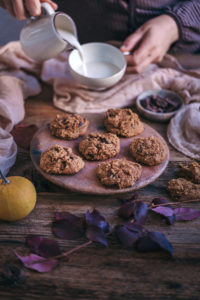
[40,145,84,175]
[96,159,142,189]
[129,136,166,166]
[49,113,89,140]
[104,108,144,137]
[79,132,120,161]
[179,161,200,184]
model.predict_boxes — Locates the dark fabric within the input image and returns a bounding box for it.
[56,0,200,53]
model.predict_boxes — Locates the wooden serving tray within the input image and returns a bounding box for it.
[30,113,169,195]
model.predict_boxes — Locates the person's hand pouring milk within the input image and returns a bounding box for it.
[1,0,200,74]
[0,0,57,19]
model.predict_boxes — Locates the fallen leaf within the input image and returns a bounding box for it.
[151,199,175,225]
[152,198,171,206]
[85,209,110,233]
[15,253,58,273]
[136,231,173,255]
[117,201,135,219]
[122,222,143,233]
[133,202,148,225]
[26,235,61,258]
[151,206,174,217]
[116,224,142,248]
[52,220,84,240]
[11,123,38,150]
[174,207,200,221]
[86,225,108,247]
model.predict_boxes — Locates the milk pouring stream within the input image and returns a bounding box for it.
[57,28,120,78]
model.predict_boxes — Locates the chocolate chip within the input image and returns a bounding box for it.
[99,137,109,144]
[61,161,66,170]
[54,147,60,153]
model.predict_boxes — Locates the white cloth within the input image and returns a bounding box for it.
[168,103,200,160]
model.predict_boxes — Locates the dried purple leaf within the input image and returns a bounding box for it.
[164,215,176,225]
[136,231,173,255]
[27,236,61,258]
[118,201,148,224]
[52,212,84,240]
[133,202,148,225]
[15,253,58,273]
[151,206,174,217]
[85,209,110,233]
[11,123,38,150]
[26,236,43,254]
[55,211,83,225]
[152,198,170,206]
[151,205,175,225]
[122,221,143,233]
[117,201,135,219]
[174,207,200,221]
[116,224,142,248]
[86,225,108,247]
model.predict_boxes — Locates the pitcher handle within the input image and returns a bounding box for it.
[41,2,55,16]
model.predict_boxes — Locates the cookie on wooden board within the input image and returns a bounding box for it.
[49,113,89,140]
[40,145,84,175]
[129,136,166,166]
[104,108,144,137]
[79,132,120,161]
[96,159,142,189]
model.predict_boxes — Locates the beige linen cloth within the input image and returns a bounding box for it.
[0,41,200,175]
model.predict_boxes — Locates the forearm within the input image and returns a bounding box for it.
[164,0,200,53]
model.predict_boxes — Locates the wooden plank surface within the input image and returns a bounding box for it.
[0,83,200,300]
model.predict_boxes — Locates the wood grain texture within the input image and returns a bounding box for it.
[0,83,200,300]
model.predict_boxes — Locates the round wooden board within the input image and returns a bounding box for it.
[30,113,169,195]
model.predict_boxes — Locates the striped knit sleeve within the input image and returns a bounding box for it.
[164,1,200,53]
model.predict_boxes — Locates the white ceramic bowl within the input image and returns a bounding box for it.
[68,42,126,90]
[136,89,184,122]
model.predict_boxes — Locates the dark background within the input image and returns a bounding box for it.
[0,8,25,45]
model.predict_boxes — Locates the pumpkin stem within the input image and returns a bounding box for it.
[0,169,10,185]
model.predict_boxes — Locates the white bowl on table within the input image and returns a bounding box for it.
[68,42,127,90]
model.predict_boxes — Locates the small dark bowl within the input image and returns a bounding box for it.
[136,89,184,122]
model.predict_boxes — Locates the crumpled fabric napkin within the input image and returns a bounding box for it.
[0,41,200,175]
[168,103,200,160]
[0,42,41,175]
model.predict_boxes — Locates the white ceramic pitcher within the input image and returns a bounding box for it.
[20,2,77,61]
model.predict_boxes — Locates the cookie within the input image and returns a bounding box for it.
[40,145,84,175]
[129,136,166,166]
[79,133,120,161]
[168,178,200,201]
[104,108,144,137]
[179,162,200,184]
[96,159,142,189]
[49,113,89,140]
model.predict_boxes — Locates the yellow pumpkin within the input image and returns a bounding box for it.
[0,172,37,221]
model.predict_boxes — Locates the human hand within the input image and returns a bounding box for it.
[120,15,179,73]
[0,0,58,20]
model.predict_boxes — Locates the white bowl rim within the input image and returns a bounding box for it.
[68,42,127,81]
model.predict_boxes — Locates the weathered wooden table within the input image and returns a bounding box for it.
[0,74,200,299]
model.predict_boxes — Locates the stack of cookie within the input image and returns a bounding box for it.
[40,108,166,189]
